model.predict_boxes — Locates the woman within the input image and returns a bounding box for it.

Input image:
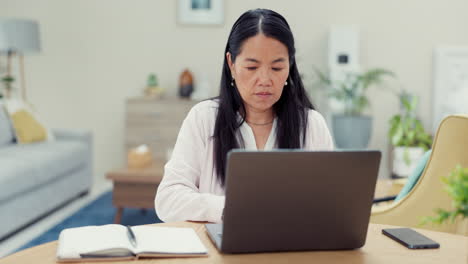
[155,9,333,223]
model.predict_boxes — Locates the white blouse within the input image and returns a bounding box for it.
[154,100,334,223]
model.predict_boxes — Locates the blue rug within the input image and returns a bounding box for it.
[16,191,162,252]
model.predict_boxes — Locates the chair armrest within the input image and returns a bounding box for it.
[373,195,397,204]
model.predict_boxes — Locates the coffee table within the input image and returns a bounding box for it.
[105,159,165,223]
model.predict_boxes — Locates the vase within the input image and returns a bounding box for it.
[392,147,425,178]
[332,114,372,149]
[179,69,194,98]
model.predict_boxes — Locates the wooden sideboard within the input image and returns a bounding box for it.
[125,97,198,161]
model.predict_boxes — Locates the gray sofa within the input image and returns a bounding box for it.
[0,104,93,240]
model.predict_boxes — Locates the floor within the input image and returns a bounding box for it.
[0,181,112,258]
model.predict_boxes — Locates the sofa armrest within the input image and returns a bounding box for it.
[53,128,94,189]
[53,129,92,143]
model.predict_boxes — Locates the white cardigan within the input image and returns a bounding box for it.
[155,100,334,223]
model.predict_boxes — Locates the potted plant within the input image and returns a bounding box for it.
[1,75,14,99]
[314,68,395,149]
[144,73,164,98]
[388,92,432,178]
[422,165,468,235]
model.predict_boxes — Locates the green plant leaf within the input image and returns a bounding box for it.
[401,97,412,112]
[313,67,395,115]
[147,74,158,86]
[392,126,404,146]
[352,96,368,115]
[1,75,15,83]
[313,68,332,86]
[407,130,416,144]
[388,115,401,137]
[410,96,418,111]
[388,93,432,148]
[422,165,468,226]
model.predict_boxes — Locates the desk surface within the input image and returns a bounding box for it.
[2,222,467,264]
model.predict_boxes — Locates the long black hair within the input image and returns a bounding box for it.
[213,8,314,186]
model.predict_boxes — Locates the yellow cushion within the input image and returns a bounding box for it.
[10,109,47,143]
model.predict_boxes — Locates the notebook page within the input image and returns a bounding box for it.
[132,226,207,255]
[57,225,133,259]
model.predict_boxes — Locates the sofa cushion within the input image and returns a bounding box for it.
[0,140,88,202]
[3,99,54,144]
[10,109,48,143]
[0,103,15,147]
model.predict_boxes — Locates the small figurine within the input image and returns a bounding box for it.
[144,73,164,98]
[179,69,194,98]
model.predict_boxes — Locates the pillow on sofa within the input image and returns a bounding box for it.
[0,102,15,146]
[4,99,54,144]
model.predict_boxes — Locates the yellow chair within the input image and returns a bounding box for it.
[371,115,468,235]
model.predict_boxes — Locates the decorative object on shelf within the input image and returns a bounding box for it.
[127,144,153,169]
[314,67,395,149]
[144,73,164,98]
[422,165,467,231]
[0,19,41,100]
[177,0,224,25]
[179,69,194,98]
[389,92,432,178]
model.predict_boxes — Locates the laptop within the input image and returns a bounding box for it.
[206,150,381,254]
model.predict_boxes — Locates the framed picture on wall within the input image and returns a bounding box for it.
[432,46,468,133]
[177,0,224,25]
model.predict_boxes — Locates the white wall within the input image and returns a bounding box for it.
[1,0,467,185]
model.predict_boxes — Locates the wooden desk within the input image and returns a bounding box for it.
[2,222,467,264]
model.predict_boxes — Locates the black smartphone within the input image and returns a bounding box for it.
[382,228,440,249]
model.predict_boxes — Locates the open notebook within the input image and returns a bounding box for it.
[56,225,208,262]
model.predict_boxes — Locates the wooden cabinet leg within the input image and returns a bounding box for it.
[115,207,123,224]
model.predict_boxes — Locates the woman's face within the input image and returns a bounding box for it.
[227,34,289,114]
